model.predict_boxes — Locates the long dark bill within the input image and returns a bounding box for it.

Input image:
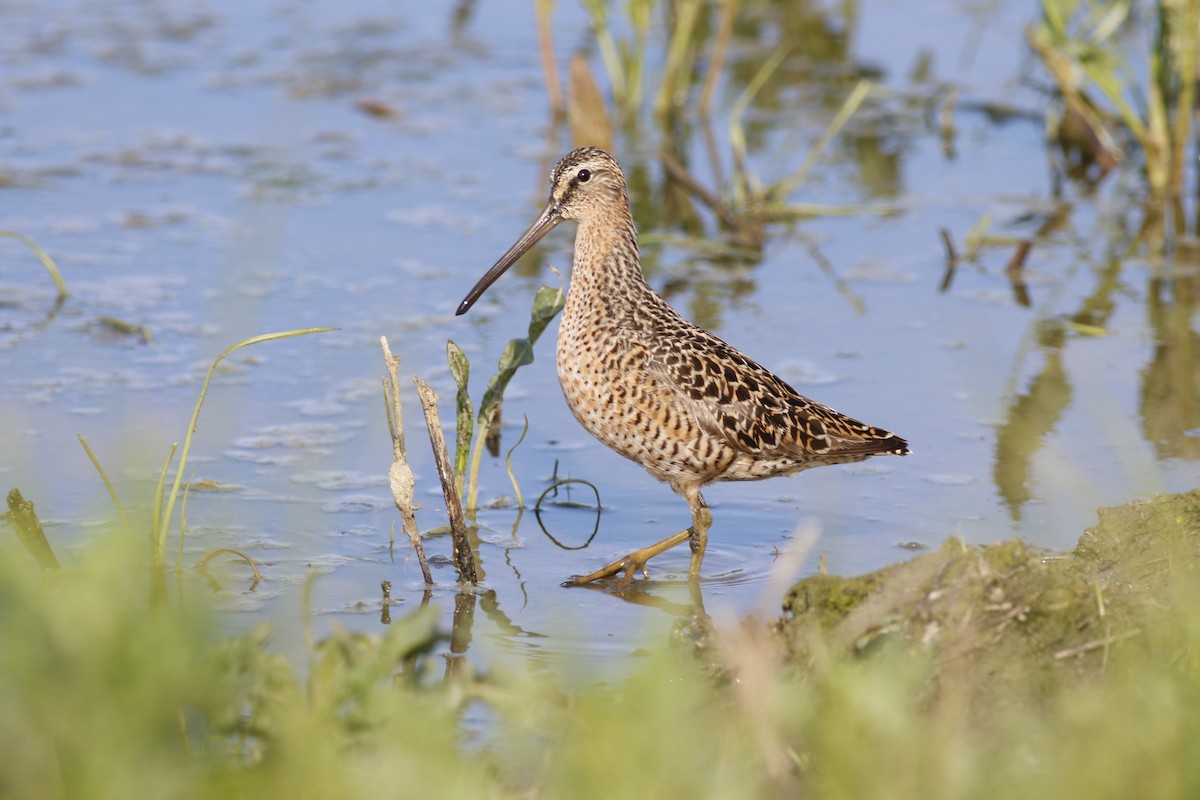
[456,200,564,316]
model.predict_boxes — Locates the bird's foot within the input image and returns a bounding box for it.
[561,528,694,588]
[561,553,652,588]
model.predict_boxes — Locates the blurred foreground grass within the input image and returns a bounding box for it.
[3,492,1200,799]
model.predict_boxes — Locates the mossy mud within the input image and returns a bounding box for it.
[776,490,1200,706]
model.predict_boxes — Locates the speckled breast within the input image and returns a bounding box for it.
[554,302,743,490]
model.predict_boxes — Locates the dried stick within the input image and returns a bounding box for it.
[659,149,742,231]
[699,0,738,115]
[535,0,563,118]
[380,337,432,585]
[1053,629,1141,660]
[414,377,478,586]
[1005,239,1033,277]
[1005,240,1033,308]
[6,488,59,571]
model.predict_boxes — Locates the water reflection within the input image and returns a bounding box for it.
[991,223,1115,519]
[432,571,713,674]
[993,324,1071,520]
[991,219,1200,518]
[1142,271,1200,460]
[393,469,723,673]
[445,590,476,678]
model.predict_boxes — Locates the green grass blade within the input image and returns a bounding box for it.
[624,0,653,111]
[1,230,68,299]
[152,442,178,568]
[77,433,131,532]
[505,415,530,510]
[177,479,193,574]
[654,0,702,119]
[153,328,336,567]
[728,44,790,206]
[466,284,563,514]
[580,0,626,105]
[770,79,872,201]
[964,214,993,261]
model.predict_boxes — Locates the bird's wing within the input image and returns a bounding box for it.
[637,321,907,459]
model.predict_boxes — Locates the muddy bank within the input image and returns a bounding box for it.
[777,490,1200,702]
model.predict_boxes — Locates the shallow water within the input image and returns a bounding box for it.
[2,0,1198,674]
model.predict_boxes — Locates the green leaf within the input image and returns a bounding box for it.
[447,340,474,487]
[529,284,566,341]
[466,283,565,513]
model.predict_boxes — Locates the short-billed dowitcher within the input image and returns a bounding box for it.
[457,147,908,586]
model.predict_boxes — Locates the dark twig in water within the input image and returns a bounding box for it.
[1006,240,1033,277]
[534,477,601,512]
[533,478,602,551]
[1006,240,1033,307]
[659,149,742,231]
[940,227,959,263]
[939,227,959,293]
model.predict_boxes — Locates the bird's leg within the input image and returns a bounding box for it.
[687,501,712,581]
[562,490,713,588]
[561,528,692,587]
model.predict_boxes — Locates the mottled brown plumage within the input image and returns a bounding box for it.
[458,147,908,585]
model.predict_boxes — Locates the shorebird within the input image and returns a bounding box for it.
[457,147,908,586]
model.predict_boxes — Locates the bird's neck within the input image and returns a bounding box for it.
[568,208,648,302]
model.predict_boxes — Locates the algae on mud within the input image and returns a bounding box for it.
[778,490,1200,708]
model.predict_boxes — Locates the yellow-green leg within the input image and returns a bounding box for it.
[687,503,712,580]
[563,496,712,588]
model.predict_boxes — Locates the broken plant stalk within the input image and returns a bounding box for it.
[380,337,433,585]
[414,377,478,585]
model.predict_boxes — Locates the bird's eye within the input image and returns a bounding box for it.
[577,168,591,183]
